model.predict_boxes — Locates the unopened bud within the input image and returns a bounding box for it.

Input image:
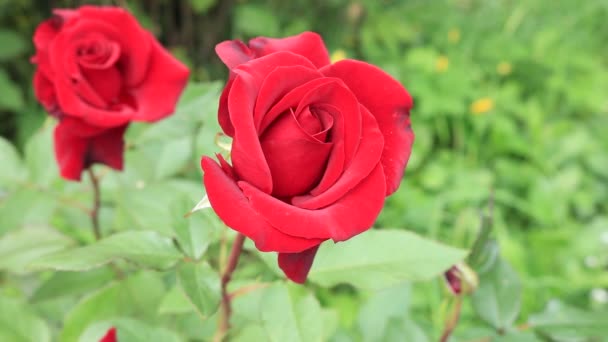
[444,262,478,296]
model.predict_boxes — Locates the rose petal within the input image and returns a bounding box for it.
[304,104,344,195]
[322,59,414,195]
[130,39,190,122]
[54,118,126,181]
[77,6,152,87]
[87,124,128,171]
[228,73,273,193]
[202,156,324,253]
[99,327,117,342]
[33,18,61,53]
[253,65,322,131]
[218,76,235,137]
[54,121,88,181]
[258,77,337,134]
[249,32,331,68]
[278,245,320,283]
[228,52,316,193]
[293,79,361,173]
[81,66,122,105]
[292,105,384,209]
[261,111,333,197]
[238,164,386,241]
[215,40,255,69]
[33,71,58,114]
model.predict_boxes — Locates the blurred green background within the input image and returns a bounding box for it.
[1,0,607,341]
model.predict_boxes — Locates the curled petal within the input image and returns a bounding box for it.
[322,59,414,195]
[131,39,190,122]
[77,6,152,86]
[202,156,324,253]
[215,40,255,70]
[239,164,386,241]
[292,105,383,209]
[278,245,320,283]
[249,32,331,68]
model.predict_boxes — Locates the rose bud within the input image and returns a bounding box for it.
[32,6,189,181]
[444,263,479,296]
[201,32,414,283]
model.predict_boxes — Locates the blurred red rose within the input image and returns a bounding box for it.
[99,327,116,342]
[202,32,414,283]
[32,6,189,180]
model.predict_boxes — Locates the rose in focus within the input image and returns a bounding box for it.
[202,32,414,283]
[32,6,189,180]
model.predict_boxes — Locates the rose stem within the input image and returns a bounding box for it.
[87,168,102,240]
[215,233,246,341]
[439,296,463,342]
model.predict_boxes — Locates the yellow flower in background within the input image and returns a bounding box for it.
[470,98,494,114]
[497,61,513,76]
[331,49,347,63]
[436,55,449,72]
[448,28,461,44]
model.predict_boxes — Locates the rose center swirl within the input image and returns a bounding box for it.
[260,105,335,198]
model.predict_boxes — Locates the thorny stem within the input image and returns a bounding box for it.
[439,296,463,342]
[87,169,101,240]
[213,234,246,342]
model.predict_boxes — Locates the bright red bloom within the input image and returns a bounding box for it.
[203,32,414,283]
[32,6,189,180]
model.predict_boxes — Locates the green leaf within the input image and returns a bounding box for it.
[232,324,269,342]
[357,283,411,341]
[158,285,195,315]
[0,227,73,274]
[24,124,59,187]
[31,269,115,302]
[0,189,56,236]
[383,317,429,342]
[308,230,468,289]
[189,0,217,13]
[528,301,608,340]
[177,262,221,318]
[0,296,51,342]
[153,137,192,180]
[0,136,25,186]
[29,231,183,271]
[260,283,324,342]
[234,5,280,36]
[62,272,166,342]
[0,70,24,112]
[61,283,122,342]
[493,331,542,342]
[174,81,222,124]
[114,318,182,342]
[471,258,521,330]
[0,30,26,60]
[171,197,218,260]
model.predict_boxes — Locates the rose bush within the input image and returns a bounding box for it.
[202,32,414,283]
[32,6,189,181]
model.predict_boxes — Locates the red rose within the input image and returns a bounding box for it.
[99,327,116,342]
[202,32,414,283]
[32,6,189,180]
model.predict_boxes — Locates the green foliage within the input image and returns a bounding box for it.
[309,230,467,289]
[29,231,183,271]
[472,258,522,330]
[0,296,50,342]
[177,262,221,318]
